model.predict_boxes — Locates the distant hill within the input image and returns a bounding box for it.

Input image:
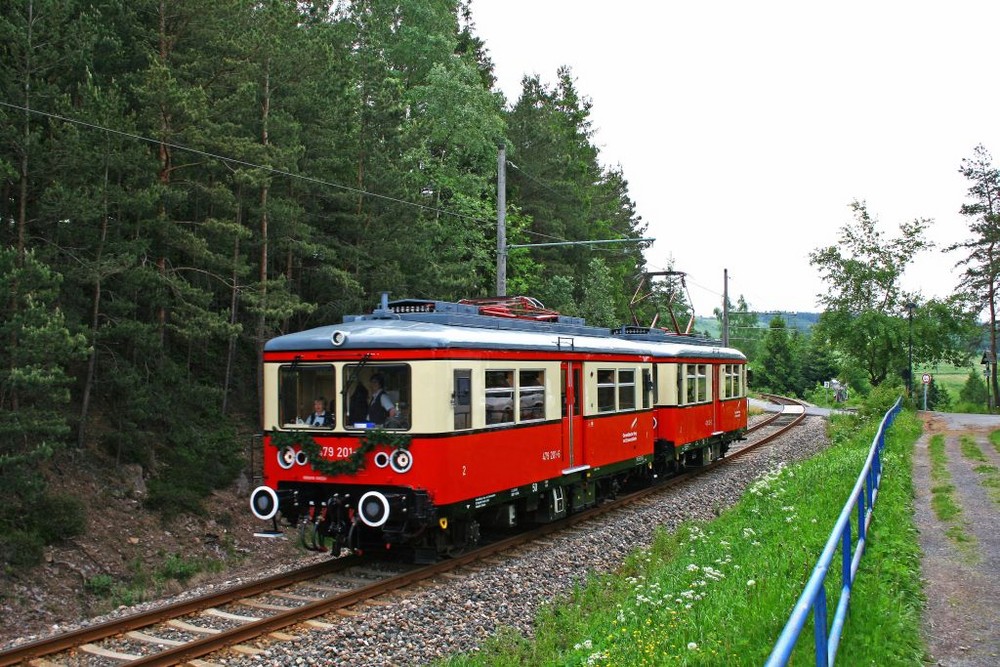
[694,312,821,339]
[758,311,821,332]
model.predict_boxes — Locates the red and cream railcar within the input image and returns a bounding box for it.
[614,326,749,468]
[250,298,747,561]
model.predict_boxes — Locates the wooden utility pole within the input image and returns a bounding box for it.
[722,268,730,346]
[496,143,507,296]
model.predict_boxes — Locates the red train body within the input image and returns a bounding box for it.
[250,297,747,561]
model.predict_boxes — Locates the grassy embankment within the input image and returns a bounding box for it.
[442,409,926,666]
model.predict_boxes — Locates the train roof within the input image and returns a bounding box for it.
[264,298,746,361]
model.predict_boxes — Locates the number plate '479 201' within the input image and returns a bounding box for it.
[320,445,354,459]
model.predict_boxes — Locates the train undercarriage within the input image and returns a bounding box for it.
[251,430,745,563]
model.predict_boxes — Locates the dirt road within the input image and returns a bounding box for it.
[914,411,1000,666]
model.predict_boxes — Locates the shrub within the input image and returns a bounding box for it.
[157,553,201,583]
[860,381,904,420]
[0,530,45,569]
[34,493,87,544]
[84,574,115,597]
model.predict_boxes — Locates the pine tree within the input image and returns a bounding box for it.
[949,145,1000,403]
[0,248,88,565]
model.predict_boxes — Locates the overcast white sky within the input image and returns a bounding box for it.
[470,0,1000,315]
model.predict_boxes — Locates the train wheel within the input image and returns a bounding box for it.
[443,518,481,557]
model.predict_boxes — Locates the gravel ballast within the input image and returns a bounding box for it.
[223,417,829,666]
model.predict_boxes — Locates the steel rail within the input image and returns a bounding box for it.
[0,557,363,666]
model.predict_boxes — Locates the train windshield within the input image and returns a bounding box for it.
[342,364,411,430]
[278,365,336,428]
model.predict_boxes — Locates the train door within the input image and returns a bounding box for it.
[561,361,584,469]
[713,364,720,429]
[453,369,472,430]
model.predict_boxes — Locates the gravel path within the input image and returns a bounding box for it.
[915,412,1000,666]
[216,417,830,666]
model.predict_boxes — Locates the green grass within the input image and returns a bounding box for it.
[83,552,224,609]
[959,435,989,463]
[962,435,1000,505]
[928,436,961,522]
[990,429,1000,455]
[441,410,927,666]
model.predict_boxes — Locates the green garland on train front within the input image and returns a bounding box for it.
[269,428,411,477]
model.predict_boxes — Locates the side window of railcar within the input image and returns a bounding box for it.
[722,364,742,399]
[597,369,616,413]
[485,370,515,425]
[682,364,709,405]
[618,369,636,410]
[343,364,411,430]
[518,370,545,421]
[279,365,335,428]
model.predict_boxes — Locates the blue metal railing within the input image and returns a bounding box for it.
[764,397,903,666]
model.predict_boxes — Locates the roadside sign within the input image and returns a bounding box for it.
[922,373,931,385]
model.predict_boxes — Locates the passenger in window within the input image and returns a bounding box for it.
[487,371,512,388]
[367,373,397,425]
[304,397,334,427]
[521,371,542,386]
[348,383,369,424]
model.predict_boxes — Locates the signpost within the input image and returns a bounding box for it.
[922,373,931,411]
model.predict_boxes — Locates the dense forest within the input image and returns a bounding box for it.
[0,0,663,564]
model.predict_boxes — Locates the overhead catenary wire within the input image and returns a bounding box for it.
[2,101,617,249]
[0,101,493,226]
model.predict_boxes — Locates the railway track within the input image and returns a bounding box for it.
[1,395,808,666]
[749,393,809,432]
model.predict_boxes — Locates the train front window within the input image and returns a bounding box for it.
[343,364,411,430]
[279,365,335,428]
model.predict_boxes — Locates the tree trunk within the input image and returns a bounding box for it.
[990,277,998,412]
[222,188,243,416]
[156,0,172,351]
[256,59,271,413]
[78,153,111,447]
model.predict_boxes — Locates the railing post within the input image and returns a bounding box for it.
[813,586,830,667]
[841,521,852,589]
[865,462,875,510]
[856,490,866,541]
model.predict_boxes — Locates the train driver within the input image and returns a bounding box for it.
[367,373,397,425]
[303,396,334,427]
